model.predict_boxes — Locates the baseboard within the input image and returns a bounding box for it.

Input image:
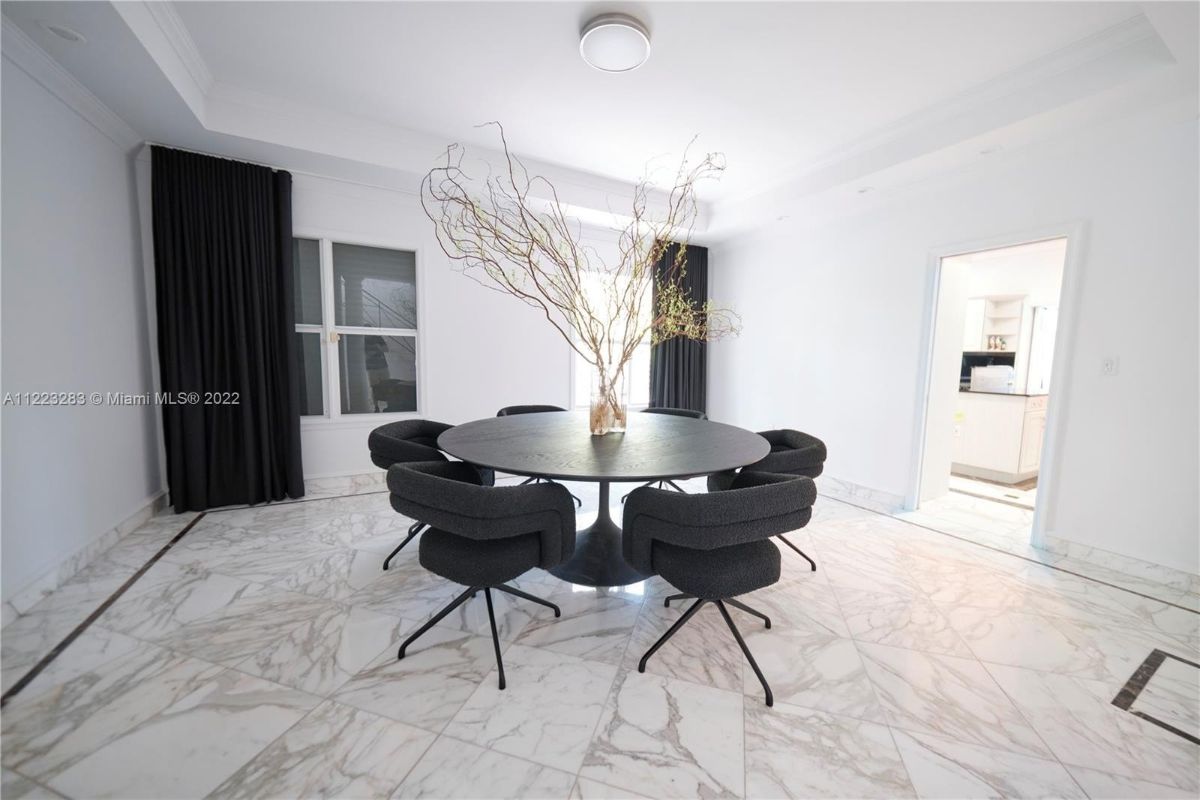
[816,476,906,514]
[303,472,386,499]
[1039,532,1200,597]
[5,491,168,616]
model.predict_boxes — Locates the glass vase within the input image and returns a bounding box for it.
[589,366,630,435]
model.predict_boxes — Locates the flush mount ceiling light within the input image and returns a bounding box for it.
[580,13,650,73]
[39,21,87,44]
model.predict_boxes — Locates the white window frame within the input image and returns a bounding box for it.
[294,228,426,428]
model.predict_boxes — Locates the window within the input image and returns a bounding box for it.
[572,272,652,409]
[292,237,419,418]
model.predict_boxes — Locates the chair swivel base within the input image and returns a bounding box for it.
[639,597,774,706]
[662,594,772,629]
[521,476,582,508]
[396,583,561,690]
[621,479,687,503]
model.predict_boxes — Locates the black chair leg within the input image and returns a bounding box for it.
[638,598,707,672]
[663,592,690,608]
[663,480,687,493]
[483,588,507,690]
[777,535,817,571]
[383,522,425,571]
[494,584,561,617]
[715,600,773,706]
[726,598,772,629]
[398,586,476,659]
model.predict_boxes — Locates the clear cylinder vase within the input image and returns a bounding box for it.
[589,366,630,436]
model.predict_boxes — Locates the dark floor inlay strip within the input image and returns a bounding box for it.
[0,512,206,708]
[1111,648,1200,747]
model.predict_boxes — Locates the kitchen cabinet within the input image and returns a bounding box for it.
[952,391,1048,484]
[962,298,986,351]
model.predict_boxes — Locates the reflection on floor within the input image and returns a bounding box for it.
[897,492,1037,560]
[2,477,1198,799]
[949,473,1037,510]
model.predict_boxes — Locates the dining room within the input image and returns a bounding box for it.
[2,2,1198,799]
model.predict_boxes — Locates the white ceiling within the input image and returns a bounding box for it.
[3,1,1193,239]
[172,1,1143,199]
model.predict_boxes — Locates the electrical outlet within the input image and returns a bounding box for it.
[1101,356,1120,376]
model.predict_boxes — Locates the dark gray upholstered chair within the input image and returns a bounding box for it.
[496,404,569,416]
[368,419,494,570]
[623,471,817,706]
[619,407,709,502]
[494,405,582,507]
[707,429,826,571]
[387,460,576,690]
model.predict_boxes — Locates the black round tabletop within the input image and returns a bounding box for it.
[438,410,769,482]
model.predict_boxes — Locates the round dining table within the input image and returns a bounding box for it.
[438,410,770,587]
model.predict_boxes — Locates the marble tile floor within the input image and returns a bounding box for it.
[2,478,1198,799]
[892,493,1200,612]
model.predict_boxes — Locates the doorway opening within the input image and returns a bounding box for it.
[905,237,1068,555]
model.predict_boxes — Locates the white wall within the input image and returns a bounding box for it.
[290,175,576,477]
[1,64,162,601]
[708,107,1199,573]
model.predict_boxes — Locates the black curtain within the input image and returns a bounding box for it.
[650,242,708,414]
[152,146,304,512]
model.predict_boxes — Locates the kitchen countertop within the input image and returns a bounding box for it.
[959,388,1048,398]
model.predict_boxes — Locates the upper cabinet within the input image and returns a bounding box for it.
[962,298,986,351]
[962,295,1025,352]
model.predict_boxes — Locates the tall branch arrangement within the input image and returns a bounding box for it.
[421,123,739,432]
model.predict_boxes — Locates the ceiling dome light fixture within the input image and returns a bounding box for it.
[580,13,650,73]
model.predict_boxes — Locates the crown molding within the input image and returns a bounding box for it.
[720,13,1170,211]
[709,13,1178,236]
[144,1,213,94]
[111,1,210,120]
[1,15,140,150]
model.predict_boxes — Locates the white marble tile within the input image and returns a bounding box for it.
[445,644,617,773]
[857,643,1053,759]
[985,663,1200,792]
[143,583,334,667]
[890,728,1086,799]
[571,776,651,799]
[1,769,65,799]
[209,699,435,799]
[741,626,885,721]
[1064,766,1199,799]
[745,701,914,799]
[621,599,747,692]
[836,586,973,657]
[98,562,257,641]
[2,638,319,799]
[514,591,639,664]
[235,602,405,696]
[394,735,576,799]
[266,546,392,602]
[580,670,744,799]
[944,605,1121,681]
[333,626,504,732]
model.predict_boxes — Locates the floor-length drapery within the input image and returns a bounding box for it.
[152,146,304,512]
[649,242,708,414]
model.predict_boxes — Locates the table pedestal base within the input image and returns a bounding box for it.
[549,481,645,588]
